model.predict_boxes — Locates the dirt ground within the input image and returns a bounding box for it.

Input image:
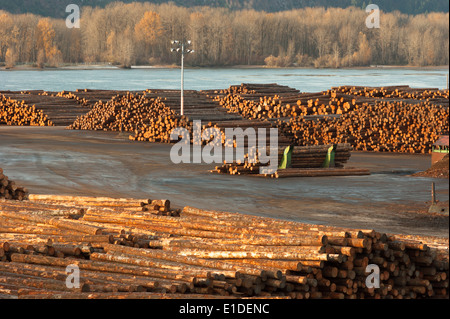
[0,126,448,238]
[414,155,449,179]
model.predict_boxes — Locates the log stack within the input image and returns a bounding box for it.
[38,90,89,107]
[211,144,357,178]
[0,94,53,126]
[68,92,193,144]
[278,100,449,154]
[1,90,95,126]
[208,84,449,154]
[208,83,300,98]
[0,195,448,299]
[331,86,449,106]
[207,84,373,119]
[145,89,243,123]
[141,199,182,217]
[287,144,352,169]
[0,167,28,201]
[38,89,126,108]
[210,85,449,121]
[131,115,192,144]
[69,92,174,132]
[3,85,448,155]
[208,84,302,119]
[201,119,292,149]
[0,168,29,201]
[65,89,290,148]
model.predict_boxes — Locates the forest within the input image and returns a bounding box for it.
[0,2,448,68]
[1,0,449,17]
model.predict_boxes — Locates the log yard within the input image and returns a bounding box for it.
[0,83,448,304]
[1,3,449,317]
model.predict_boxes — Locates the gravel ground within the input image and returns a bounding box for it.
[0,126,448,238]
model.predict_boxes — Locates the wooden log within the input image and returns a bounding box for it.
[0,211,103,235]
[102,244,272,279]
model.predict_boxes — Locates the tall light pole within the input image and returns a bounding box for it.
[171,40,194,116]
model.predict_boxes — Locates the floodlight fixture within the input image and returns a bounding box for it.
[170,40,195,116]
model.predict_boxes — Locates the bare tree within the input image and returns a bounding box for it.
[0,4,448,68]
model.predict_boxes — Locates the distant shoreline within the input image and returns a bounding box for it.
[1,64,449,72]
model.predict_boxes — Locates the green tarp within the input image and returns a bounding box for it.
[322,145,336,168]
[278,145,293,170]
[278,145,337,170]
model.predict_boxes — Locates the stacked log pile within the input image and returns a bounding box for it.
[3,85,448,155]
[331,86,449,106]
[210,84,449,121]
[210,144,367,178]
[38,91,89,107]
[278,100,449,154]
[69,92,169,131]
[134,89,292,148]
[38,89,125,108]
[206,84,449,154]
[0,168,29,201]
[207,83,300,99]
[0,90,94,126]
[0,195,448,299]
[278,91,362,117]
[145,89,242,123]
[68,92,193,144]
[138,90,280,147]
[131,116,192,143]
[207,84,374,119]
[1,90,149,127]
[286,144,352,169]
[0,94,53,126]
[208,84,303,119]
[201,120,292,149]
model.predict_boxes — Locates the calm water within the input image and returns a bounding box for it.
[0,67,448,92]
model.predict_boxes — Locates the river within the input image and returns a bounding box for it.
[1,67,448,92]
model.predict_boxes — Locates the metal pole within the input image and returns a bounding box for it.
[181,43,185,116]
[432,182,436,204]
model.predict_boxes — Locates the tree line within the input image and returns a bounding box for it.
[0,2,448,68]
[1,0,448,18]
